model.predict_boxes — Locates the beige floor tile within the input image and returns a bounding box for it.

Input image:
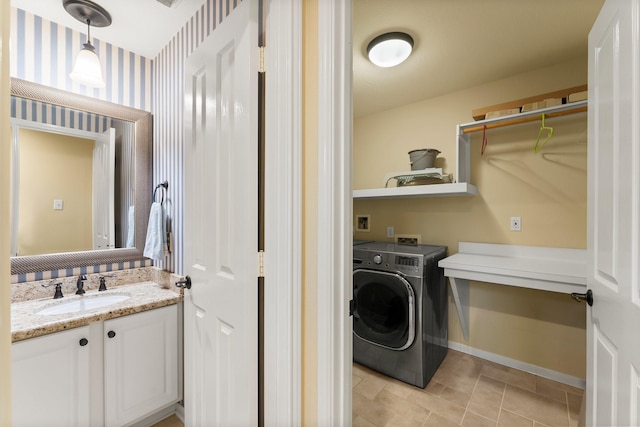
[497,409,534,427]
[476,374,507,394]
[375,389,431,424]
[353,373,364,388]
[536,376,584,396]
[151,415,183,427]
[431,368,479,395]
[480,363,537,392]
[462,411,498,427]
[423,380,446,397]
[467,384,504,421]
[383,412,428,427]
[567,392,583,426]
[407,388,466,424]
[354,373,391,400]
[353,415,378,427]
[353,391,396,427]
[535,380,568,403]
[440,385,472,408]
[502,384,570,427]
[384,378,417,399]
[423,412,462,427]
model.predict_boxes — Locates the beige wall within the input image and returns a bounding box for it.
[353,57,588,378]
[17,129,94,255]
[302,0,319,424]
[1,0,11,422]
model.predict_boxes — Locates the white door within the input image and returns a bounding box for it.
[587,0,640,425]
[93,127,115,249]
[183,0,259,425]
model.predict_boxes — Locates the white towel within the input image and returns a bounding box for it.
[143,202,165,261]
[126,205,135,248]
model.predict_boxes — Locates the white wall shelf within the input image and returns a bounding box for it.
[438,242,587,340]
[352,100,586,200]
[353,182,477,199]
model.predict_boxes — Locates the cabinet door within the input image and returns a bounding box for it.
[103,304,179,427]
[12,326,91,427]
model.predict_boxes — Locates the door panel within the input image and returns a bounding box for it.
[183,1,258,425]
[587,0,640,425]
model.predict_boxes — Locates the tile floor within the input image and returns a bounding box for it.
[353,349,583,427]
[153,349,583,427]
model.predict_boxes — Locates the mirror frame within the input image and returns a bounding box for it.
[10,77,152,275]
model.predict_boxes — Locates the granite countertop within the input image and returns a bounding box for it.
[11,281,182,342]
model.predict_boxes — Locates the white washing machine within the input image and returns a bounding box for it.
[352,242,448,388]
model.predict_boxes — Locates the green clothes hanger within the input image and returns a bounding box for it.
[534,113,554,153]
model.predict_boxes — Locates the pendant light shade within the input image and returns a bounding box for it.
[70,41,105,88]
[367,32,414,68]
[63,0,112,88]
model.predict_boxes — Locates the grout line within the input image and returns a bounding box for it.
[460,369,483,424]
[496,382,507,426]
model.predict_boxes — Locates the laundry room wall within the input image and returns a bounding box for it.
[353,56,588,379]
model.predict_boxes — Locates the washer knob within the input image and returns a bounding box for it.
[373,254,383,264]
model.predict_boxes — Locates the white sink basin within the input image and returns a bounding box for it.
[36,294,131,315]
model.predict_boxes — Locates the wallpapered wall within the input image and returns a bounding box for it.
[10,7,153,111]
[9,0,241,279]
[153,0,240,274]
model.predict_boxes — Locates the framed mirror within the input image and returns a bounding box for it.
[10,77,152,275]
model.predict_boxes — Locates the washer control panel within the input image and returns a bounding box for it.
[354,250,423,275]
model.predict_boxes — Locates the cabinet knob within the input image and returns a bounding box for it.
[79,338,88,346]
[107,331,116,338]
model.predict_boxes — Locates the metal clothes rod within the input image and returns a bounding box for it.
[461,105,587,134]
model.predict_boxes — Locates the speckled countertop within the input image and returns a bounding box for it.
[11,281,182,342]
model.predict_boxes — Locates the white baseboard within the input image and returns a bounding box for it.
[175,402,184,423]
[448,341,586,390]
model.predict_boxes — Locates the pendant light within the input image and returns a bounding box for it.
[63,0,112,88]
[367,32,414,68]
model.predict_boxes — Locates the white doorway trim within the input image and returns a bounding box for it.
[263,0,303,425]
[316,0,353,425]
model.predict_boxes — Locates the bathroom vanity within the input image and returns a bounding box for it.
[11,280,182,427]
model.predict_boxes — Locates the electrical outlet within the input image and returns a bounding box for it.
[355,215,370,232]
[510,216,521,231]
[386,226,394,238]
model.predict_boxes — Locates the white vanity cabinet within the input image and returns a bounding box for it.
[11,304,180,427]
[104,305,179,427]
[12,326,92,427]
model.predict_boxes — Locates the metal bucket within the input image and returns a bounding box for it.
[408,149,440,170]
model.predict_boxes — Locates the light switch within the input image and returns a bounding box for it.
[53,199,63,210]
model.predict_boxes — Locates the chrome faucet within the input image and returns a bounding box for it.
[76,274,87,295]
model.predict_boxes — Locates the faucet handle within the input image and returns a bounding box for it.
[42,281,64,299]
[98,275,115,291]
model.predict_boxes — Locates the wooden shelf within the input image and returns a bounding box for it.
[460,100,588,134]
[438,242,587,340]
[353,182,477,200]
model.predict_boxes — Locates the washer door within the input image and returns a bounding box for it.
[353,269,415,351]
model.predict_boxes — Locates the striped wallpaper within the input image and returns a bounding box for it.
[9,0,241,280]
[153,0,241,274]
[11,96,112,133]
[10,7,153,111]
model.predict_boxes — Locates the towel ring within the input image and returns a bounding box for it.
[153,181,169,204]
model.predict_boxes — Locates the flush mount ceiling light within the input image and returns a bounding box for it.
[64,0,112,88]
[367,32,414,68]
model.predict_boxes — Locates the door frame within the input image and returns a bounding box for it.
[252,0,352,424]
[316,0,352,425]
[263,0,303,425]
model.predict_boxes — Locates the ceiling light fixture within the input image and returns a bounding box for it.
[63,0,112,88]
[367,32,414,68]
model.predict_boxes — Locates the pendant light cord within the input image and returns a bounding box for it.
[86,19,91,44]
